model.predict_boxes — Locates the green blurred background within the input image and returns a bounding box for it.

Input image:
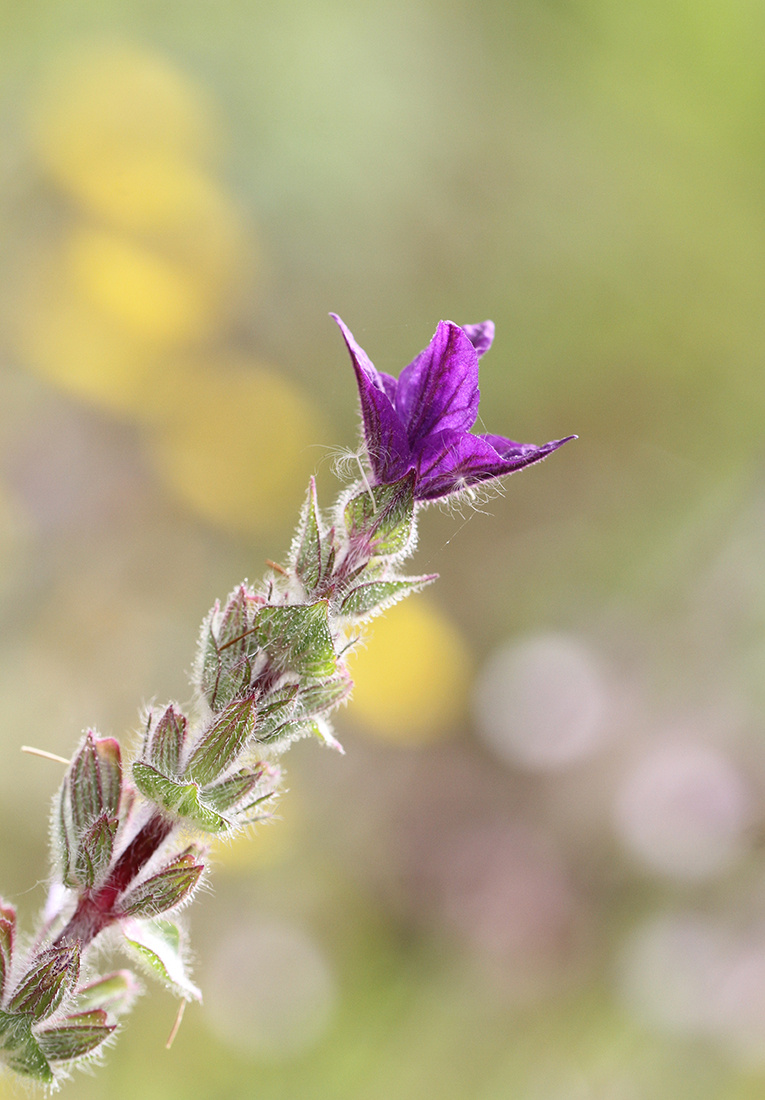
[2,1,765,1096]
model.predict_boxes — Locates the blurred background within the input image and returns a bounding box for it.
[1,1,765,1097]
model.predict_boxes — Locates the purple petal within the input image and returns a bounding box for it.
[396,321,481,446]
[415,430,576,501]
[461,321,495,357]
[331,314,412,482]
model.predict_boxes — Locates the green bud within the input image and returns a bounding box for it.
[8,944,80,1022]
[196,585,261,711]
[143,705,186,777]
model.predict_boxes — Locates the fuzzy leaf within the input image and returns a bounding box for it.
[185,697,257,785]
[0,1011,52,1082]
[339,574,437,619]
[132,763,227,832]
[0,901,15,1002]
[255,601,336,680]
[144,705,186,777]
[122,918,201,1002]
[8,944,80,1022]
[343,471,416,555]
[119,849,204,919]
[37,1010,115,1062]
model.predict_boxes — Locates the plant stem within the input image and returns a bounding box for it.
[53,811,174,949]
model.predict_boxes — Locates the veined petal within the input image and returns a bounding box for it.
[331,314,411,482]
[461,321,495,357]
[415,430,576,500]
[396,321,480,444]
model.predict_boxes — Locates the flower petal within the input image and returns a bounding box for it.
[331,314,411,482]
[415,430,576,500]
[461,321,495,357]
[396,321,481,445]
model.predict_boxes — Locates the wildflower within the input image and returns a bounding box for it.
[332,314,575,501]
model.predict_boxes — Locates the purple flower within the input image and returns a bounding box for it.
[332,314,576,502]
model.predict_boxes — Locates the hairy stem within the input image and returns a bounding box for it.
[54,811,174,949]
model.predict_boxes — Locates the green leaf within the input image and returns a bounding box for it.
[119,848,204,919]
[0,901,15,1002]
[8,945,80,1022]
[255,601,336,680]
[185,697,257,785]
[144,705,186,776]
[339,574,437,619]
[0,1011,52,1082]
[123,918,201,1002]
[37,1010,115,1062]
[132,762,227,832]
[343,471,416,555]
[293,478,325,594]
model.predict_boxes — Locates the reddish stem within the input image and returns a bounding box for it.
[54,811,174,949]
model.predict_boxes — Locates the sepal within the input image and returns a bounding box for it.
[119,848,204,919]
[343,471,416,556]
[37,1010,115,1062]
[339,574,437,619]
[185,696,258,785]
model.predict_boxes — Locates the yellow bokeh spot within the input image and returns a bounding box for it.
[346,599,472,743]
[29,42,220,190]
[9,249,163,413]
[148,357,326,535]
[45,153,248,281]
[66,227,221,345]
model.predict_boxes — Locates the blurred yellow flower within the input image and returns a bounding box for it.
[66,226,221,345]
[29,42,220,193]
[346,599,471,742]
[10,247,163,413]
[147,356,327,535]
